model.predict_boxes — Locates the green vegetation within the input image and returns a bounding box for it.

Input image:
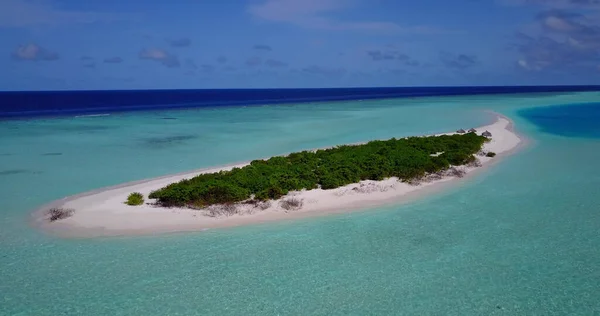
[486,152,497,157]
[126,192,145,206]
[148,132,487,208]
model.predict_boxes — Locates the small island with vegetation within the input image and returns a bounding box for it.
[147,132,488,208]
[35,115,521,238]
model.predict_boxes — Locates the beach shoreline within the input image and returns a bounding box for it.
[33,113,525,238]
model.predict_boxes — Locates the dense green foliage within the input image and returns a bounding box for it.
[148,133,487,207]
[126,192,145,206]
[486,152,497,157]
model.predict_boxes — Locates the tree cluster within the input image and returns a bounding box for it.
[148,133,487,208]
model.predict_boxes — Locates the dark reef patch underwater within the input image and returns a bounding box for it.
[518,103,600,139]
[0,169,40,176]
[141,134,198,148]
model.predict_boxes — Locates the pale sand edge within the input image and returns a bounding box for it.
[32,112,527,238]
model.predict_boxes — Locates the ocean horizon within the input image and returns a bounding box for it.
[1,89,600,315]
[3,85,600,118]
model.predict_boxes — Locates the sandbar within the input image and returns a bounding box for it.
[33,114,523,238]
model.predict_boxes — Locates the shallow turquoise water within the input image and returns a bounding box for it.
[1,92,600,315]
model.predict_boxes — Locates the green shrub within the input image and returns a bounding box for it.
[149,133,488,208]
[255,186,286,201]
[486,152,497,157]
[148,190,160,199]
[126,192,144,206]
[193,183,250,206]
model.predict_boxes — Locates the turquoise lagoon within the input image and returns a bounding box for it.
[1,92,599,315]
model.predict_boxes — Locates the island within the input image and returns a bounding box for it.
[34,114,522,238]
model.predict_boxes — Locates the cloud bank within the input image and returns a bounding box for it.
[11,44,59,61]
[139,48,180,68]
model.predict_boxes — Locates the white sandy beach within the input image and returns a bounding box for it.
[35,114,523,238]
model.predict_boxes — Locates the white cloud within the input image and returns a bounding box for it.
[139,48,180,68]
[140,49,168,60]
[543,15,580,31]
[517,59,546,70]
[12,43,59,61]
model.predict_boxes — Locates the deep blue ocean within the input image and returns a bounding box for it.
[1,88,600,315]
[519,102,600,138]
[2,85,600,118]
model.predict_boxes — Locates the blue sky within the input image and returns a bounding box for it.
[1,0,600,90]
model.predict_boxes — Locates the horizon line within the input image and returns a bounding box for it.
[3,84,600,94]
